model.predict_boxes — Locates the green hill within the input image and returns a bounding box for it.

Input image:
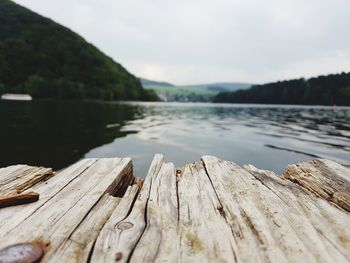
[0,0,157,100]
[214,72,350,106]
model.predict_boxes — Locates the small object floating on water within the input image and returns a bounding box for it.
[1,93,32,101]
[0,243,43,263]
[0,192,39,209]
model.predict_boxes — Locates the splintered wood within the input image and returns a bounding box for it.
[0,158,134,263]
[0,156,349,262]
[0,165,53,196]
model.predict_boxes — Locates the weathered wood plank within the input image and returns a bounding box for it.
[92,154,164,263]
[0,155,349,263]
[48,194,121,263]
[0,157,133,262]
[0,165,28,181]
[129,161,179,262]
[284,159,350,212]
[246,164,350,261]
[91,185,141,263]
[202,155,350,263]
[0,159,97,234]
[0,165,53,195]
[177,161,237,263]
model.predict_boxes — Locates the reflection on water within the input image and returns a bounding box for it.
[1,100,349,177]
[0,100,137,169]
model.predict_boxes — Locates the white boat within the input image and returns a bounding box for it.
[1,93,32,101]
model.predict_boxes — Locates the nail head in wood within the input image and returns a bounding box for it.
[115,252,123,261]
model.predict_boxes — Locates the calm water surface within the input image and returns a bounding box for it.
[1,100,349,177]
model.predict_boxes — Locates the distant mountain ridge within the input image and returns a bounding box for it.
[139,78,175,87]
[140,78,252,101]
[0,0,157,100]
[181,82,253,92]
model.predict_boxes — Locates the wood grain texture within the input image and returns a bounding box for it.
[129,161,179,262]
[0,165,29,182]
[48,194,121,263]
[92,185,141,263]
[177,161,237,263]
[92,154,164,263]
[0,158,134,262]
[0,165,54,195]
[0,192,39,208]
[0,159,98,234]
[203,155,350,263]
[284,159,350,212]
[246,164,350,261]
[0,155,349,263]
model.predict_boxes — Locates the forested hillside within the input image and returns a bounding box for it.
[0,0,158,100]
[214,72,350,106]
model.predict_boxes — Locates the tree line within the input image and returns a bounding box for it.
[214,72,350,106]
[0,0,158,101]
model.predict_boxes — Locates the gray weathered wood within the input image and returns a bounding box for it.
[0,154,349,263]
[92,185,141,263]
[246,164,350,261]
[129,161,178,262]
[203,155,350,263]
[0,159,97,234]
[284,159,350,212]
[0,158,133,262]
[48,194,121,263]
[177,161,237,262]
[92,154,164,263]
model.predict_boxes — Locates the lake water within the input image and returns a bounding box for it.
[1,100,349,177]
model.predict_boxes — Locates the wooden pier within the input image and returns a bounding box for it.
[0,155,349,262]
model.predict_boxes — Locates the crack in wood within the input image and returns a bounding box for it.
[1,155,349,262]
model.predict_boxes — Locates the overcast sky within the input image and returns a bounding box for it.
[14,0,350,85]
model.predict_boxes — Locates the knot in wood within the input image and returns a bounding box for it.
[116,221,133,230]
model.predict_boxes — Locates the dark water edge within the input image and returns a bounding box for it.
[0,99,137,169]
[1,100,349,177]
